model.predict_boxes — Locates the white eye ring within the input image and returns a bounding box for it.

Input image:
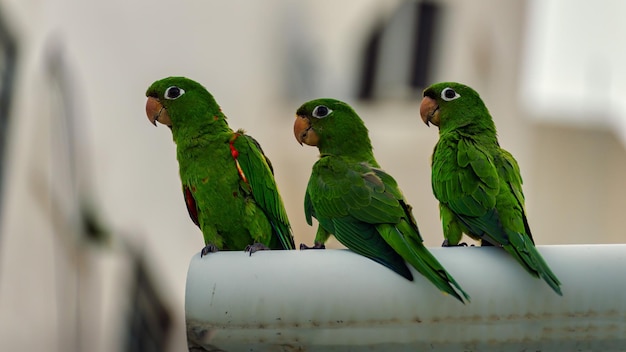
[164,86,185,100]
[312,105,332,119]
[441,87,460,101]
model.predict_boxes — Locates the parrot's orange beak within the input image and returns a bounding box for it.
[294,115,319,146]
[146,97,172,127]
[420,96,440,127]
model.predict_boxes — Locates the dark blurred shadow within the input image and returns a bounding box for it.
[358,0,443,101]
[0,6,19,230]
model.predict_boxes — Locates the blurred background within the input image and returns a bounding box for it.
[0,0,625,350]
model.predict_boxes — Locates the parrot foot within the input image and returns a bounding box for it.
[441,240,468,247]
[299,242,326,250]
[245,243,270,256]
[201,244,220,257]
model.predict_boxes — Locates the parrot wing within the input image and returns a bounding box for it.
[309,157,413,280]
[496,150,561,294]
[233,131,295,250]
[368,168,470,302]
[499,149,534,244]
[310,158,469,302]
[304,189,315,226]
[434,138,510,245]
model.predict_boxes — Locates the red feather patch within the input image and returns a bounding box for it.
[184,185,200,228]
[229,133,249,184]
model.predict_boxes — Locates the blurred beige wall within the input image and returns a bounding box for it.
[0,0,624,351]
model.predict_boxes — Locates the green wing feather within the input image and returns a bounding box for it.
[495,150,561,294]
[369,168,470,302]
[434,137,509,245]
[307,158,411,279]
[499,149,534,244]
[434,135,561,295]
[233,132,295,250]
[304,189,315,226]
[309,157,469,302]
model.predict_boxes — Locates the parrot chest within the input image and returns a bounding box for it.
[431,136,460,191]
[307,156,366,219]
[177,139,251,225]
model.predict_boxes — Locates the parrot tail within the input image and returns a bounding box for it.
[505,234,562,296]
[270,220,296,250]
[405,238,471,304]
[380,222,471,304]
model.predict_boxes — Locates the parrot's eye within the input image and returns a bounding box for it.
[312,105,332,119]
[164,86,185,100]
[441,88,460,101]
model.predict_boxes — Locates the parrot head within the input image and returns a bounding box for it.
[420,82,489,130]
[294,98,360,147]
[294,98,372,158]
[145,76,223,129]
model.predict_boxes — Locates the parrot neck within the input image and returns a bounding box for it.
[317,133,375,163]
[171,114,232,151]
[439,111,498,144]
[315,114,376,162]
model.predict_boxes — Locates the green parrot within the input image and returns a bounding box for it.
[420,82,562,295]
[145,76,294,255]
[294,98,469,303]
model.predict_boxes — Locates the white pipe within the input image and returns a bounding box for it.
[185,244,626,351]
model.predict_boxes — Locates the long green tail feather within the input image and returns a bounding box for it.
[503,234,562,296]
[379,222,470,304]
